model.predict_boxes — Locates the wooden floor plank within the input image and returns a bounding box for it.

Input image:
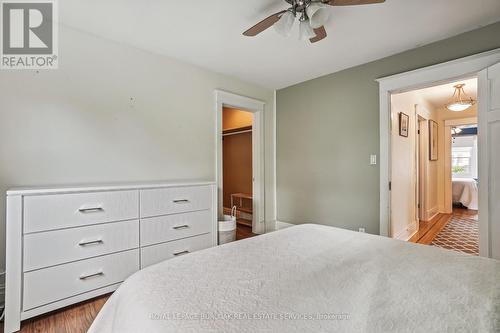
[0,295,110,333]
[452,207,478,220]
[408,213,442,243]
[417,214,453,245]
[236,224,257,240]
[409,208,478,245]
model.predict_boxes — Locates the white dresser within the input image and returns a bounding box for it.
[4,181,217,333]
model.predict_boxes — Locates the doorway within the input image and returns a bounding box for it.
[215,90,266,237]
[378,49,500,258]
[222,107,255,240]
[389,78,479,254]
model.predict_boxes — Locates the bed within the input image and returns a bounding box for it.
[452,178,479,210]
[89,224,500,333]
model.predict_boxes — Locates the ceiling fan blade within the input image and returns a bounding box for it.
[310,26,327,43]
[326,0,385,5]
[243,10,286,37]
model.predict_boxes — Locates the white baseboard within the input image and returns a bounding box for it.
[426,206,439,221]
[426,212,439,222]
[0,270,4,309]
[406,228,418,241]
[393,229,407,241]
[275,221,294,230]
[265,220,276,233]
[394,222,418,241]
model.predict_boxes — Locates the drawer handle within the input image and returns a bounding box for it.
[78,239,104,246]
[173,199,190,204]
[79,271,104,280]
[78,207,104,213]
[173,225,190,230]
[173,250,190,256]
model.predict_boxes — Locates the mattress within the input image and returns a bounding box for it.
[89,224,500,333]
[452,178,479,210]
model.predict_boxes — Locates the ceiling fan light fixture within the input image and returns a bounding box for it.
[445,83,476,112]
[274,11,295,37]
[306,3,330,29]
[243,0,386,42]
[299,20,316,40]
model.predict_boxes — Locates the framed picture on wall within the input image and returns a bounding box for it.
[399,112,409,137]
[429,120,438,161]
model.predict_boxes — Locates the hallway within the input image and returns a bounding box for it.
[409,208,479,255]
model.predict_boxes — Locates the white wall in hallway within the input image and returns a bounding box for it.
[390,91,437,240]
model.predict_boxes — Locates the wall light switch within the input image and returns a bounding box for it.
[370,155,377,165]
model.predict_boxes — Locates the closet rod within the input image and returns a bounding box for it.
[222,129,252,137]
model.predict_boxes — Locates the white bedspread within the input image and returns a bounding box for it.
[452,178,479,210]
[89,224,500,333]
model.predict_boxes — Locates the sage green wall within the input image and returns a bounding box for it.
[276,21,500,234]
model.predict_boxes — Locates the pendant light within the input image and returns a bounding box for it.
[446,84,476,112]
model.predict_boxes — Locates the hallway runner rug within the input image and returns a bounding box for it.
[430,216,479,256]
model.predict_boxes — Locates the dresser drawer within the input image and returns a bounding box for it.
[140,233,212,269]
[24,220,139,272]
[141,210,211,247]
[140,186,211,218]
[23,249,139,311]
[24,190,139,233]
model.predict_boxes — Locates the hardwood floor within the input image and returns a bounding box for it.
[452,207,479,220]
[236,223,257,240]
[409,213,452,244]
[409,208,478,245]
[0,295,109,333]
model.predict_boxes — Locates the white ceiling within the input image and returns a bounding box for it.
[60,0,500,89]
[414,78,478,109]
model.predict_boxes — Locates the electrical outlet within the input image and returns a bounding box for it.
[359,227,366,233]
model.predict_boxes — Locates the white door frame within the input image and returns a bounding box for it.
[416,115,425,222]
[377,48,500,257]
[215,90,266,235]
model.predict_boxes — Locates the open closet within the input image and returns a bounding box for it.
[222,107,256,240]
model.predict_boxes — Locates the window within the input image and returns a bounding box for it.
[452,135,478,179]
[452,147,473,176]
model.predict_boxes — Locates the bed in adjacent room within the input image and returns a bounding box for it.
[452,178,479,210]
[89,224,500,333]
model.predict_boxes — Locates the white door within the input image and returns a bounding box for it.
[479,62,500,259]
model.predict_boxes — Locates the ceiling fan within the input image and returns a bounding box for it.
[243,0,385,43]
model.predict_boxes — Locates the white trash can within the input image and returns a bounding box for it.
[218,207,237,245]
